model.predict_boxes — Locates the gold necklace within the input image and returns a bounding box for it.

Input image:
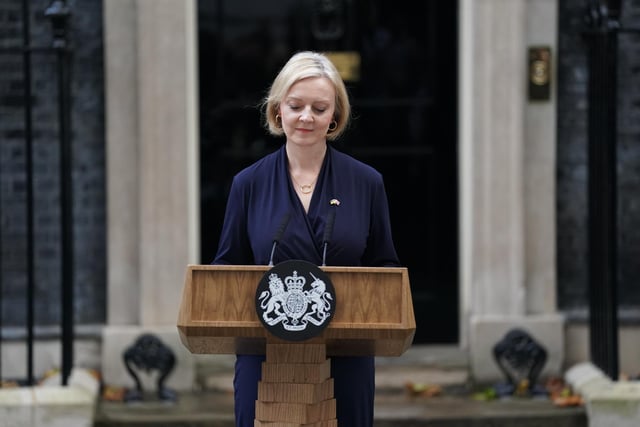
[291,174,316,194]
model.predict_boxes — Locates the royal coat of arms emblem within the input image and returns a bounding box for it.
[255,260,336,341]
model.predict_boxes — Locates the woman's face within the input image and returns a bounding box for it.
[279,77,336,147]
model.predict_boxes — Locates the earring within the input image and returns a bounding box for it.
[328,120,338,132]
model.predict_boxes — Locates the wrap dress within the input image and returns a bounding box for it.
[213,144,399,426]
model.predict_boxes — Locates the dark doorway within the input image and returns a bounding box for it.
[197,0,458,343]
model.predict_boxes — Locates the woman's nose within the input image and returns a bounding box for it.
[299,107,312,121]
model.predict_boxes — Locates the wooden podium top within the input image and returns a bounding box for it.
[177,264,416,357]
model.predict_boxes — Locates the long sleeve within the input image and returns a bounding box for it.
[362,176,400,267]
[212,175,254,265]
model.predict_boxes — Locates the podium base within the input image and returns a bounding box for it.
[254,420,338,427]
[254,341,337,425]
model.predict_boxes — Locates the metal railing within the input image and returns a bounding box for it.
[0,0,74,386]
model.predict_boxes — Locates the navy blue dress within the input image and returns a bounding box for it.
[213,144,399,427]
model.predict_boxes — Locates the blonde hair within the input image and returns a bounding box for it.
[262,51,351,141]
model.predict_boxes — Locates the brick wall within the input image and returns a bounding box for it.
[557,0,640,312]
[1,0,639,330]
[0,0,105,327]
[617,4,640,309]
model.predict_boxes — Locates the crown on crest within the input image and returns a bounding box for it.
[285,270,306,292]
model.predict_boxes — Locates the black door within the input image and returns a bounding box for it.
[198,0,458,343]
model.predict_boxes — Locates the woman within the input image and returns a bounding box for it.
[213,50,400,427]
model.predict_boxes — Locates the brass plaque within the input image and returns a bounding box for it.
[323,51,361,82]
[528,46,551,101]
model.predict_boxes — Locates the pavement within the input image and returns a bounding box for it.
[94,389,587,427]
[94,352,587,427]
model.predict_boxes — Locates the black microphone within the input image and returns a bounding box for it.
[321,200,339,266]
[268,212,291,266]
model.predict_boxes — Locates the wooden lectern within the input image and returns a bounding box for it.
[177,264,416,426]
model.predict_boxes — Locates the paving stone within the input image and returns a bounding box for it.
[94,365,587,427]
